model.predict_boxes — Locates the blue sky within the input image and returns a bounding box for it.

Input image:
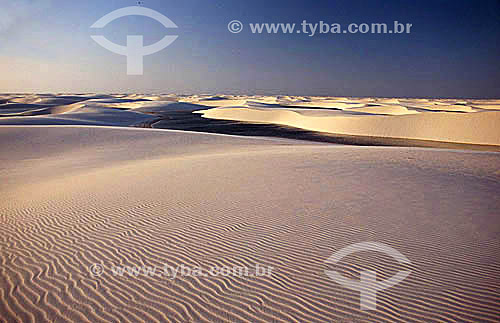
[0,0,499,97]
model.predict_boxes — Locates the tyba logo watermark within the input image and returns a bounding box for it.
[325,242,411,311]
[91,6,178,75]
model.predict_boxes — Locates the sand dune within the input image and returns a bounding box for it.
[1,92,500,150]
[345,105,420,115]
[2,94,500,147]
[1,125,499,322]
[198,107,500,146]
[0,103,84,117]
[178,95,500,146]
[0,95,159,126]
[0,107,155,126]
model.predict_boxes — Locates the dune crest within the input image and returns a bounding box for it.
[2,94,499,148]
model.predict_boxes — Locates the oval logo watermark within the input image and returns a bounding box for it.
[325,242,411,311]
[90,6,178,75]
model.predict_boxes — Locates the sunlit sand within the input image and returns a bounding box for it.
[1,94,499,322]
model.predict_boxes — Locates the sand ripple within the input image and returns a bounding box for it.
[1,126,499,322]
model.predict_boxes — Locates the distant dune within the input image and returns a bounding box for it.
[1,94,499,148]
[192,96,500,146]
[198,107,500,146]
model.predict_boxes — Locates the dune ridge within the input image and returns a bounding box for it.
[1,94,500,148]
[198,107,500,146]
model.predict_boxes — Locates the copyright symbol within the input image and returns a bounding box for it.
[228,20,243,33]
[90,264,104,276]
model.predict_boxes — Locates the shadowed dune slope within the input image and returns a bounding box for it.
[2,95,500,149]
[198,108,500,146]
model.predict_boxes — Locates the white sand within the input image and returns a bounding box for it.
[1,94,499,321]
[198,107,500,146]
[2,94,500,147]
[1,125,499,322]
[183,95,500,146]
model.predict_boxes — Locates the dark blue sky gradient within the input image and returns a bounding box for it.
[1,0,499,97]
